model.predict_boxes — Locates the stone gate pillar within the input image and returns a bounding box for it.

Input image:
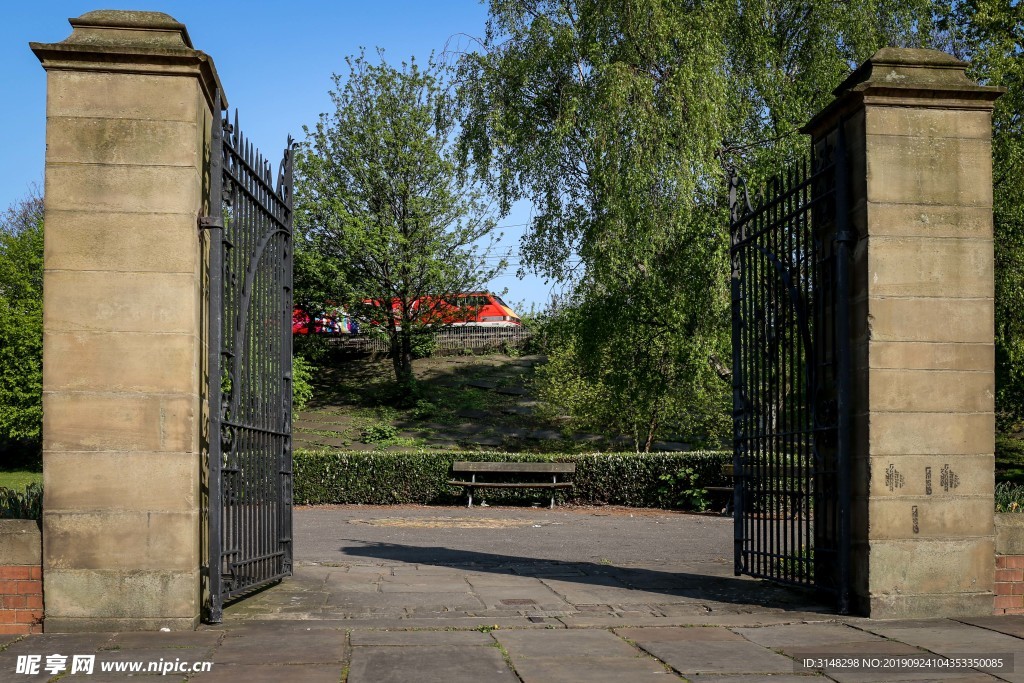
[804,48,1002,618]
[31,11,221,631]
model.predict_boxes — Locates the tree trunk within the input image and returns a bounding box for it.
[394,327,415,394]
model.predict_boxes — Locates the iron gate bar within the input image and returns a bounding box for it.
[204,96,295,623]
[729,126,851,612]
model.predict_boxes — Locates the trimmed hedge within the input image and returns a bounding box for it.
[293,450,729,509]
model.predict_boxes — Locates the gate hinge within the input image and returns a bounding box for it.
[199,215,224,229]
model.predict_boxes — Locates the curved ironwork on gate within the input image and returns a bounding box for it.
[728,126,852,613]
[203,93,295,623]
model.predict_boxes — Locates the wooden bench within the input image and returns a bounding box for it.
[448,461,575,509]
[706,463,736,514]
[710,463,809,517]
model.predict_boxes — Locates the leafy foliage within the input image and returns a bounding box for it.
[657,464,711,511]
[457,1,736,448]
[360,422,400,443]
[0,192,44,452]
[937,1,1024,432]
[456,0,1012,447]
[293,449,728,508]
[996,480,1024,513]
[296,51,505,390]
[292,355,316,412]
[0,483,42,520]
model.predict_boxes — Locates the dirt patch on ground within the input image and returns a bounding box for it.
[348,516,558,528]
[297,503,708,518]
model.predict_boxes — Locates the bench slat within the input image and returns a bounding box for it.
[452,462,575,474]
[448,481,574,489]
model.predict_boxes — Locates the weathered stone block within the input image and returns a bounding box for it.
[0,521,42,565]
[868,591,996,620]
[43,452,198,513]
[866,497,994,539]
[42,569,199,622]
[46,71,197,122]
[44,332,196,394]
[43,511,198,571]
[867,454,994,498]
[866,134,993,207]
[868,368,993,413]
[868,537,994,595]
[866,106,993,140]
[45,163,200,215]
[43,210,200,273]
[865,203,995,239]
[46,117,198,167]
[869,412,994,456]
[995,514,1024,555]
[43,270,198,334]
[866,296,993,343]
[42,393,196,453]
[867,236,993,298]
[870,341,993,372]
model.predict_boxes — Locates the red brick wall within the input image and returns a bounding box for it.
[0,565,43,635]
[994,555,1024,615]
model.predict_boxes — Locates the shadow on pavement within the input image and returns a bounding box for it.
[337,540,833,614]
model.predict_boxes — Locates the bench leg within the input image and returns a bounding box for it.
[551,475,556,509]
[468,474,475,508]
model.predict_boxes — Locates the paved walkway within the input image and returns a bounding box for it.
[3,507,1024,681]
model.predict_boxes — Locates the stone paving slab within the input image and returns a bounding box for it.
[378,579,470,593]
[348,643,514,683]
[690,676,826,682]
[213,629,346,665]
[557,614,835,630]
[958,615,1024,639]
[326,591,485,613]
[472,583,574,611]
[507,655,675,683]
[496,629,671,683]
[790,640,952,683]
[857,620,1024,683]
[350,630,494,646]
[617,626,796,676]
[733,622,886,648]
[190,663,342,683]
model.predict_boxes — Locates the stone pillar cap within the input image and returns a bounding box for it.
[67,10,194,48]
[803,47,1002,134]
[30,10,226,110]
[835,47,988,95]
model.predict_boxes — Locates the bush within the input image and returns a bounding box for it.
[0,194,44,448]
[292,355,315,411]
[0,483,42,520]
[292,450,729,509]
[409,333,437,359]
[996,481,1024,513]
[361,423,399,443]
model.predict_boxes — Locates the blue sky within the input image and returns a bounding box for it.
[4,1,555,310]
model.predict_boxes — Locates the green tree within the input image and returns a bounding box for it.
[457,0,735,449]
[296,52,505,390]
[937,0,1024,430]
[456,1,954,449]
[0,192,44,453]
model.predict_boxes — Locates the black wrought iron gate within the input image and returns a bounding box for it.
[204,97,295,623]
[728,128,852,613]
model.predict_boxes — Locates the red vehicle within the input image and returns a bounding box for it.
[292,305,355,335]
[409,292,522,327]
[293,292,521,334]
